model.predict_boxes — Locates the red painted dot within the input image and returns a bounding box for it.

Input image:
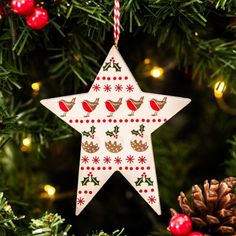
[87,167,90,170]
[141,167,144,170]
[97,167,101,170]
[102,119,106,123]
[119,167,122,170]
[164,118,167,122]
[125,166,128,170]
[107,77,111,80]
[108,119,112,123]
[136,119,139,122]
[158,119,161,122]
[91,119,95,123]
[80,120,83,123]
[103,167,106,170]
[97,77,100,80]
[78,191,82,194]
[102,76,106,80]
[89,191,92,194]
[108,166,112,170]
[144,189,147,193]
[84,190,88,194]
[125,76,128,80]
[113,119,117,123]
[139,189,143,193]
[75,119,78,123]
[146,119,150,123]
[81,167,84,170]
[86,120,89,123]
[152,119,156,122]
[91,167,95,170]
[151,188,154,192]
[136,167,139,170]
[69,119,73,123]
[118,76,122,80]
[147,166,150,170]
[130,167,133,170]
[119,119,123,123]
[142,118,145,122]
[125,119,128,123]
[97,119,101,123]
[131,119,134,122]
[113,77,117,80]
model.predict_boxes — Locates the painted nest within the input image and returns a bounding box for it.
[105,141,123,153]
[82,141,99,153]
[130,139,148,152]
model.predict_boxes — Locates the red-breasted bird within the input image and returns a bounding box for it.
[82,98,99,117]
[58,97,76,117]
[149,97,167,116]
[126,96,144,116]
[105,98,122,117]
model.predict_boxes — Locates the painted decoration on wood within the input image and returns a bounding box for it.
[41,46,191,215]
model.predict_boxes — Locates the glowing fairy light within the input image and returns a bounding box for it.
[214,81,226,99]
[144,58,151,65]
[21,137,32,152]
[44,184,56,198]
[31,82,42,92]
[150,66,164,79]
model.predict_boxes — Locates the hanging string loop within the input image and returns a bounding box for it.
[114,0,120,48]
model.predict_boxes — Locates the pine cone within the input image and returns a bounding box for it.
[171,177,236,236]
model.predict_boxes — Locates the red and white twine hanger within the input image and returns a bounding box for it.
[114,0,120,48]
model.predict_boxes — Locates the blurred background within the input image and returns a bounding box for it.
[0,1,236,235]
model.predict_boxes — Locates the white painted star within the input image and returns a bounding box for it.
[41,46,190,215]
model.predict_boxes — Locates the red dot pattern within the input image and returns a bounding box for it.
[69,118,167,124]
[80,166,151,171]
[96,76,129,80]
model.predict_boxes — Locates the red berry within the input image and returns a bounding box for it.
[26,7,48,30]
[187,232,204,236]
[11,0,34,16]
[168,214,192,236]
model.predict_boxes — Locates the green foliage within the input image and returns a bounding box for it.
[28,212,72,236]
[0,192,24,234]
[226,136,236,176]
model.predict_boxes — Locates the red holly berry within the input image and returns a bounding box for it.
[187,232,204,236]
[11,0,35,16]
[26,7,48,30]
[168,214,192,236]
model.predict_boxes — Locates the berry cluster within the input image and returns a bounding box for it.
[11,0,48,29]
[168,214,204,236]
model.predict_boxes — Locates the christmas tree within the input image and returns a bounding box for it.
[0,0,236,235]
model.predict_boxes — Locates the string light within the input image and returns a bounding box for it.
[150,66,164,79]
[144,58,151,65]
[31,82,42,93]
[214,81,226,99]
[21,136,32,152]
[43,184,56,198]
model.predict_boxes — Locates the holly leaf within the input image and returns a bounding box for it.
[103,62,111,71]
[135,177,144,186]
[139,124,145,133]
[145,177,153,186]
[91,177,100,186]
[106,131,114,137]
[113,62,121,72]
[131,130,139,136]
[114,126,119,134]
[81,177,90,186]
[82,131,90,137]
[90,126,96,134]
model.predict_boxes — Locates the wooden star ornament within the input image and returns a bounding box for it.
[41,46,191,215]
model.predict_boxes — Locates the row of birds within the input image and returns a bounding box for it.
[59,96,167,117]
